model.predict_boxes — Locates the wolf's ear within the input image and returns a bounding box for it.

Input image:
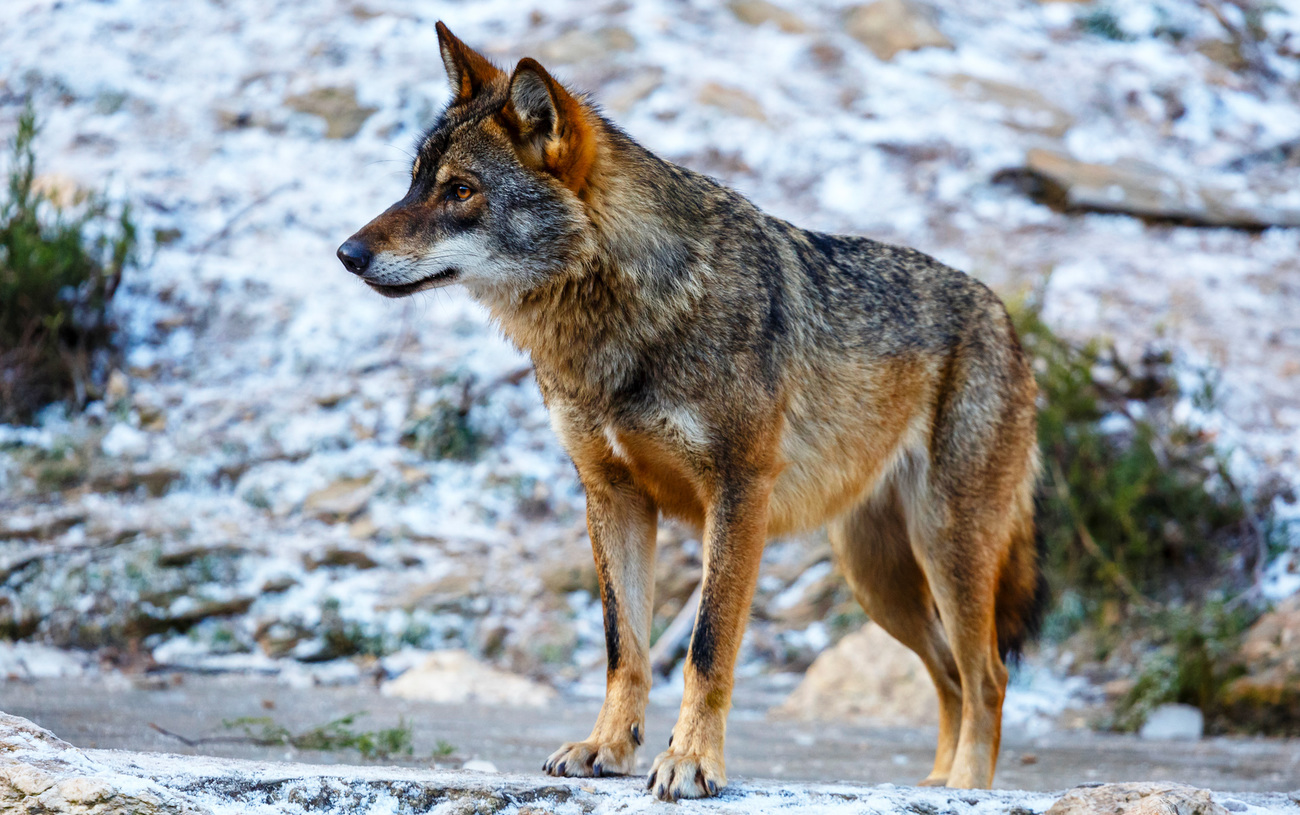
[502,58,597,195]
[436,21,503,105]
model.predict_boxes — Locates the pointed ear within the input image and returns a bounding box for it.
[436,21,503,105]
[502,58,598,195]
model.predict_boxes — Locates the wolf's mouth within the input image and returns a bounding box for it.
[366,267,460,298]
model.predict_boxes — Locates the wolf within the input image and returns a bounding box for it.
[337,23,1044,800]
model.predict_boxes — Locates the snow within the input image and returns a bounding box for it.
[0,0,1298,718]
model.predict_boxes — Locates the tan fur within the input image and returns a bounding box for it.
[342,25,1044,800]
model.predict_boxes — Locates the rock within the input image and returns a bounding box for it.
[104,370,129,408]
[100,424,150,459]
[845,0,952,62]
[1046,782,1228,815]
[1138,703,1204,741]
[1220,596,1300,733]
[729,0,808,33]
[381,650,556,707]
[771,622,937,726]
[131,596,256,637]
[302,474,376,521]
[0,510,88,542]
[88,464,182,498]
[283,86,376,139]
[1196,39,1248,73]
[603,69,663,113]
[30,174,89,209]
[697,82,767,121]
[535,27,635,64]
[4,712,1297,814]
[1239,595,1300,670]
[766,560,840,626]
[382,570,482,613]
[304,546,379,571]
[1016,148,1300,229]
[540,560,597,595]
[347,513,378,540]
[948,74,1074,138]
[0,712,209,814]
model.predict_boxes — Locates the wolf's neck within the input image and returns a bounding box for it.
[484,129,708,393]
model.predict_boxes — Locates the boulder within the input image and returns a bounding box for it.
[697,82,767,121]
[1138,703,1204,741]
[1016,148,1300,228]
[729,0,808,34]
[302,474,376,522]
[1220,595,1300,734]
[771,622,937,725]
[0,712,209,814]
[845,0,952,62]
[534,27,635,64]
[380,649,556,707]
[1045,782,1228,815]
[3,712,1295,814]
[283,86,376,139]
[948,74,1074,138]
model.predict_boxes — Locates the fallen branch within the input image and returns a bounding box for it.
[649,581,702,677]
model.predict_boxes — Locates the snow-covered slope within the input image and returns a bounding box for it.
[1,0,1297,686]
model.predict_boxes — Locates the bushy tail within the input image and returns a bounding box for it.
[995,491,1050,663]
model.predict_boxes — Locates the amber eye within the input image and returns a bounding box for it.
[453,184,472,201]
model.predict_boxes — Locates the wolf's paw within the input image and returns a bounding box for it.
[645,746,726,801]
[542,724,642,778]
[918,774,948,787]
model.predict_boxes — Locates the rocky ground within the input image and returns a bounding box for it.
[3,709,1298,814]
[2,0,1300,783]
[4,674,1300,793]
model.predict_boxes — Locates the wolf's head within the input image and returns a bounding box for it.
[338,23,601,299]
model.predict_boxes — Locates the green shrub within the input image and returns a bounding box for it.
[1012,303,1248,606]
[402,398,482,461]
[1112,601,1252,732]
[223,713,415,760]
[0,104,136,423]
[1078,8,1131,41]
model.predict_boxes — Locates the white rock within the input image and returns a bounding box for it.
[380,649,555,707]
[100,424,150,459]
[1139,703,1204,741]
[0,712,209,814]
[771,623,937,726]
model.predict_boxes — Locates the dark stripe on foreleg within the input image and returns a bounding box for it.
[687,585,718,676]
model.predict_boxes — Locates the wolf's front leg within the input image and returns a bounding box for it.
[648,480,770,801]
[544,467,657,778]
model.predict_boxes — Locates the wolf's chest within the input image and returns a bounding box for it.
[600,409,712,528]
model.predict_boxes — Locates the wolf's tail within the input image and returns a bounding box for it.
[995,486,1050,663]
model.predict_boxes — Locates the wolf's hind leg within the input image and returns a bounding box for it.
[544,465,657,778]
[910,505,1010,790]
[829,484,963,786]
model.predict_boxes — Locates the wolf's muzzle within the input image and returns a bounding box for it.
[337,239,373,275]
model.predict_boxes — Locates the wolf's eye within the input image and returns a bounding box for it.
[452,184,473,201]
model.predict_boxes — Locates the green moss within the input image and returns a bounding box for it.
[1,103,136,423]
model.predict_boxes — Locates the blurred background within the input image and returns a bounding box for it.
[1,0,1298,791]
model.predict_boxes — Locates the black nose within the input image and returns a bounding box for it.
[337,239,373,275]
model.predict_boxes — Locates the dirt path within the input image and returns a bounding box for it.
[3,674,1296,794]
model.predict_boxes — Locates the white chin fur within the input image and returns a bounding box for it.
[365,234,497,290]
